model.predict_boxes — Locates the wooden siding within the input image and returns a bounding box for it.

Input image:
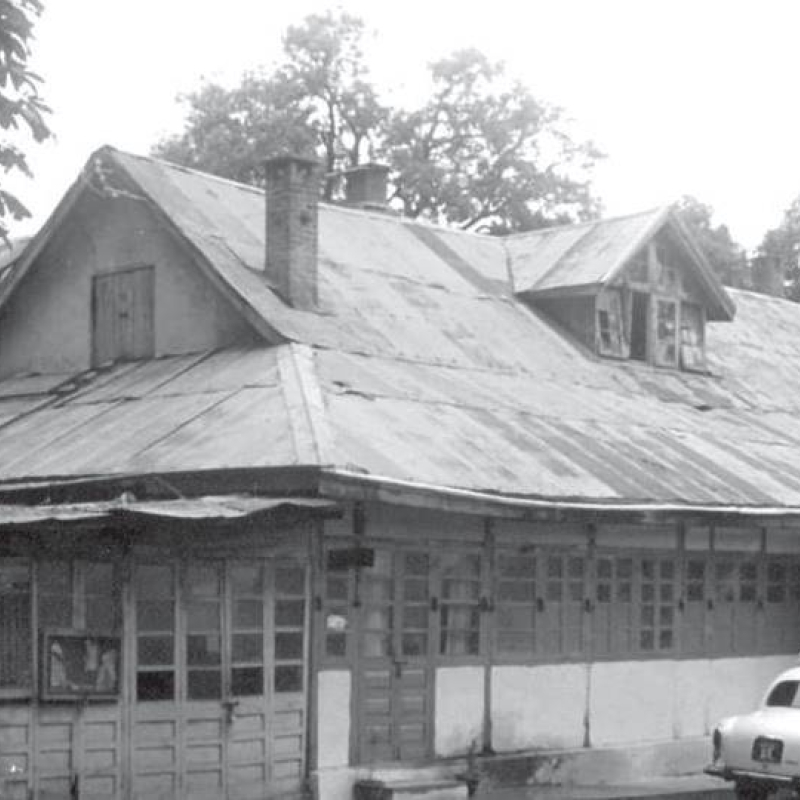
[0,191,256,379]
[0,521,312,800]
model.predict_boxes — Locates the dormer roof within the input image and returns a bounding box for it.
[506,206,736,321]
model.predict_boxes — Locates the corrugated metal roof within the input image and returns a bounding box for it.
[0,149,785,511]
[0,495,338,526]
[505,209,665,293]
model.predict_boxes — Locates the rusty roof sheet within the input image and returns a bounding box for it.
[0,149,785,510]
[506,209,665,294]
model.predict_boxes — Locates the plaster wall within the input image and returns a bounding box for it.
[317,670,351,769]
[490,655,797,754]
[491,663,587,751]
[435,666,484,757]
[0,192,255,378]
[589,660,676,745]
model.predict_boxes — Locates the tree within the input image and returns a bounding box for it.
[0,0,50,240]
[673,196,746,286]
[759,197,800,300]
[153,12,602,233]
[385,49,602,233]
[154,10,384,200]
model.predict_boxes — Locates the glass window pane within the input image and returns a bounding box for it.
[84,563,113,596]
[231,565,263,595]
[403,578,427,602]
[137,670,174,701]
[136,565,173,599]
[232,633,263,663]
[405,553,429,575]
[326,633,346,657]
[232,667,263,696]
[86,602,115,632]
[138,635,174,667]
[0,562,32,689]
[188,670,221,700]
[187,602,220,631]
[276,567,304,595]
[498,582,535,602]
[275,632,303,660]
[186,566,221,598]
[38,562,72,628]
[187,634,221,665]
[275,599,305,627]
[403,605,428,629]
[39,595,72,628]
[233,599,263,629]
[137,601,173,632]
[275,664,302,693]
[326,576,348,601]
[401,633,428,656]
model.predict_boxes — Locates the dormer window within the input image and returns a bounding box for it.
[509,206,735,370]
[591,234,714,372]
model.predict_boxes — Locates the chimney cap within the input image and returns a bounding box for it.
[265,153,319,170]
[336,162,391,177]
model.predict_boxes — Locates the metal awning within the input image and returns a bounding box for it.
[0,495,340,527]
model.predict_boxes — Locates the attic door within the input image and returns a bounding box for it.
[92,266,155,366]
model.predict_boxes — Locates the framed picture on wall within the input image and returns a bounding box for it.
[41,630,120,700]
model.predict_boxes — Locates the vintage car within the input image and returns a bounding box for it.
[706,666,800,799]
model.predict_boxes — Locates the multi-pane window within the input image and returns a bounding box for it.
[135,563,176,701]
[400,552,429,658]
[680,302,706,371]
[495,552,537,655]
[540,554,585,657]
[439,552,481,657]
[763,559,800,654]
[654,299,678,367]
[38,561,119,631]
[185,564,223,700]
[683,557,707,655]
[594,555,634,656]
[274,561,305,694]
[322,569,351,659]
[712,554,758,656]
[639,558,675,652]
[361,551,393,659]
[231,564,265,696]
[0,561,31,692]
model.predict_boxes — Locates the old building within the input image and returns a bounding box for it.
[1,147,800,800]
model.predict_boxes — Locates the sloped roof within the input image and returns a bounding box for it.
[505,207,735,320]
[0,148,789,513]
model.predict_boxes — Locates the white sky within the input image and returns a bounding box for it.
[9,0,800,249]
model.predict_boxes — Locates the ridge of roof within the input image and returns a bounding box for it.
[503,205,670,241]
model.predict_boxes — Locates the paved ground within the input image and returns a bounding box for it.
[475,775,734,799]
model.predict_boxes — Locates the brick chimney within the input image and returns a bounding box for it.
[751,255,785,298]
[343,163,390,208]
[265,155,320,309]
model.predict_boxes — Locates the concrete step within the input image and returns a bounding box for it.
[476,738,713,789]
[354,777,469,800]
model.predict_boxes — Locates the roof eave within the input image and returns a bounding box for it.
[320,468,800,525]
[518,282,602,301]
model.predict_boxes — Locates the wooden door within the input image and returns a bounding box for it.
[92,266,154,366]
[357,548,433,763]
[131,558,308,800]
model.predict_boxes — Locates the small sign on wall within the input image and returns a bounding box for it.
[41,630,120,700]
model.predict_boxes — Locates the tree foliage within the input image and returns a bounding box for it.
[153,11,602,233]
[154,10,384,200]
[673,195,745,286]
[759,197,800,300]
[386,49,602,232]
[0,0,50,239]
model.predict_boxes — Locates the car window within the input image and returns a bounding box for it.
[766,680,800,707]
